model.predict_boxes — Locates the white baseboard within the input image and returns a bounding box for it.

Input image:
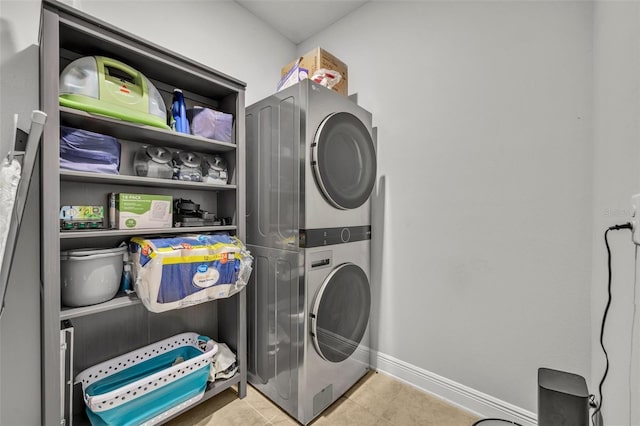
[372,351,537,426]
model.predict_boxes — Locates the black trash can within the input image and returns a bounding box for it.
[538,368,589,426]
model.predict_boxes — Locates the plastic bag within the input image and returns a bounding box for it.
[60,126,121,174]
[130,233,253,313]
[189,107,233,143]
[310,69,342,90]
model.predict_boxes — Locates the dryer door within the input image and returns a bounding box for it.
[311,112,376,210]
[311,263,371,363]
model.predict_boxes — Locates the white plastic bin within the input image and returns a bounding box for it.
[60,246,127,307]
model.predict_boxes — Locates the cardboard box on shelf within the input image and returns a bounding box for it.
[113,193,173,229]
[281,47,348,96]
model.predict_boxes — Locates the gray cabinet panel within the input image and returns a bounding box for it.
[246,96,300,250]
[247,244,301,415]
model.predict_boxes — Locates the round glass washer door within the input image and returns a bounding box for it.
[311,112,377,210]
[311,263,371,363]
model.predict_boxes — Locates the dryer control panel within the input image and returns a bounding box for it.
[299,225,371,248]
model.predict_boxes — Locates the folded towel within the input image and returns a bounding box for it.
[60,126,121,174]
[0,158,21,265]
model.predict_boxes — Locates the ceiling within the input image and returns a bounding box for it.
[235,0,369,44]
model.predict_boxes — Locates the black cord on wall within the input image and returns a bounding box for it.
[593,223,632,426]
[472,418,523,426]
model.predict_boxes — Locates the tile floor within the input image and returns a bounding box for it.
[166,371,481,426]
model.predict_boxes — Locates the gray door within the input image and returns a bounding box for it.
[310,263,371,363]
[311,112,376,210]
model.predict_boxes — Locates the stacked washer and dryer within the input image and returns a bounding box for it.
[246,79,377,425]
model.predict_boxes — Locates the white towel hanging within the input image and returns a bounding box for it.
[0,157,22,266]
[0,110,46,318]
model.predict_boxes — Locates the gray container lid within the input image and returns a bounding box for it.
[60,246,127,261]
[538,368,589,397]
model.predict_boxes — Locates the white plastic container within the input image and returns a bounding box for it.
[60,246,127,307]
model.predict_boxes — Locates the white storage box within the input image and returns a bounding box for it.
[115,193,173,230]
[130,234,253,313]
[75,333,217,426]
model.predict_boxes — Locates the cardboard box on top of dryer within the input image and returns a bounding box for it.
[277,59,308,92]
[280,47,348,96]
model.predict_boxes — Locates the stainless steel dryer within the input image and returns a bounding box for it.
[246,79,376,251]
[245,80,376,424]
[247,238,371,425]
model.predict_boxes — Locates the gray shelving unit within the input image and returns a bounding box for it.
[39,1,247,424]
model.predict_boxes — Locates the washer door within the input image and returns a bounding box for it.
[311,263,371,363]
[311,112,376,210]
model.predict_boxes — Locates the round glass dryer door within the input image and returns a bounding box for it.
[311,112,377,210]
[311,263,371,363]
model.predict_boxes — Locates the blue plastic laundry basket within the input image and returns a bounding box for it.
[75,333,217,426]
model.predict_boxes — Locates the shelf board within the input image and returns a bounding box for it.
[60,294,141,320]
[60,225,238,239]
[60,106,237,153]
[60,170,236,190]
[204,374,241,398]
[160,374,242,424]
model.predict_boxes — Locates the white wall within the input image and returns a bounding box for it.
[0,0,41,160]
[300,1,594,416]
[6,1,639,424]
[592,3,640,426]
[0,1,294,423]
[77,0,295,106]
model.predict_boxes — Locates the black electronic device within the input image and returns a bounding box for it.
[173,198,220,227]
[538,368,589,426]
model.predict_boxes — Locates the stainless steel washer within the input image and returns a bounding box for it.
[247,239,371,425]
[303,240,371,419]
